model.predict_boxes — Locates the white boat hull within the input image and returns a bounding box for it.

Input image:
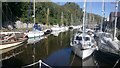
[27,36,46,44]
[1,32,22,35]
[72,45,97,59]
[0,40,25,50]
[26,31,44,38]
[51,27,62,36]
[51,30,61,37]
[96,32,119,54]
[51,27,61,31]
[60,27,69,32]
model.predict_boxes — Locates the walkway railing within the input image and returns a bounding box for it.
[22,60,52,68]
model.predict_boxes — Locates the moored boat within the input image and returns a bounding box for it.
[51,25,62,36]
[95,0,120,55]
[0,32,27,50]
[70,30,98,59]
[70,0,98,60]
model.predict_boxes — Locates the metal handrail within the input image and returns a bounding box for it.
[22,60,52,68]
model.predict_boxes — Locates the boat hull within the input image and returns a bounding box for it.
[96,32,119,54]
[27,36,46,44]
[0,38,27,50]
[44,29,52,35]
[72,45,97,60]
[26,31,44,38]
[51,30,61,37]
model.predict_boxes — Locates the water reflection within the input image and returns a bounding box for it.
[1,42,27,61]
[1,31,71,67]
[94,50,120,68]
[1,30,119,68]
[44,48,71,66]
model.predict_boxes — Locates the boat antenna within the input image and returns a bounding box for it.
[113,0,119,41]
[100,0,105,32]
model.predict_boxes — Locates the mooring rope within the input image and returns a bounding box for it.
[70,47,77,66]
[113,58,120,68]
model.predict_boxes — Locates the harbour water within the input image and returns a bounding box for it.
[1,30,120,68]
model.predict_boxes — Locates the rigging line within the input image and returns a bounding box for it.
[5,3,15,22]
[70,49,76,66]
[113,58,120,68]
[2,3,15,21]
[2,10,10,21]
[14,2,30,18]
[105,19,110,32]
[113,0,119,41]
[6,2,32,22]
[100,0,105,32]
[8,5,14,21]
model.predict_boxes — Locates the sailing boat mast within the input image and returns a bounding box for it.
[0,2,2,30]
[83,0,86,33]
[89,1,92,28]
[113,0,119,41]
[86,13,88,28]
[61,12,63,26]
[33,0,35,24]
[100,0,105,32]
[46,8,49,28]
[71,14,73,26]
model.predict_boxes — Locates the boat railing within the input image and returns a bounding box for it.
[22,60,52,68]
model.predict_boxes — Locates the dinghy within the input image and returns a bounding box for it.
[0,32,27,50]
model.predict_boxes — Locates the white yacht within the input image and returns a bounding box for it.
[95,0,120,54]
[51,25,62,36]
[70,0,98,60]
[70,30,98,59]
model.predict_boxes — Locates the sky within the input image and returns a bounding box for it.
[51,0,117,19]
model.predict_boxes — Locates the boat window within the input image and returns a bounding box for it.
[85,37,90,41]
[76,36,82,40]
